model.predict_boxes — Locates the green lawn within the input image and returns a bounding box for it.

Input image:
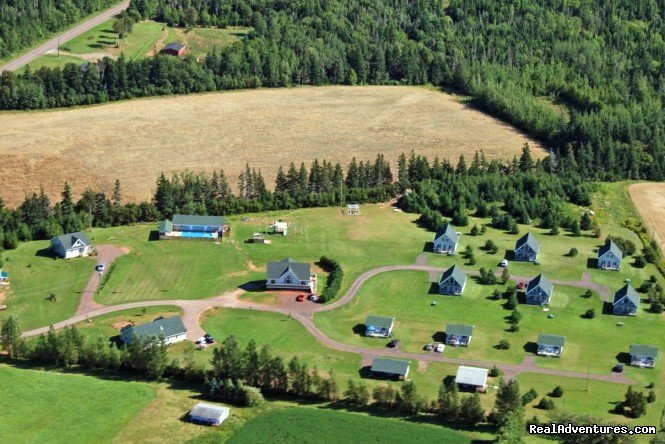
[173,26,251,58]
[225,406,478,444]
[0,239,93,330]
[89,224,250,304]
[17,54,90,72]
[0,364,155,444]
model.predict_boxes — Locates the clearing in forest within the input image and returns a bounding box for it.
[0,85,544,206]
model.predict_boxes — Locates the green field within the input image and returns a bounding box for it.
[0,364,155,444]
[0,239,93,330]
[20,19,251,73]
[225,406,478,444]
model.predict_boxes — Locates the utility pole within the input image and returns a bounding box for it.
[57,36,61,57]
[586,364,590,391]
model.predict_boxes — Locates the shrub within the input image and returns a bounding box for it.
[568,248,578,257]
[584,309,596,319]
[551,386,564,398]
[489,366,501,377]
[634,255,647,268]
[497,339,511,350]
[538,397,555,410]
[582,289,593,298]
[490,289,502,300]
[522,389,538,406]
[319,256,344,303]
[647,390,657,403]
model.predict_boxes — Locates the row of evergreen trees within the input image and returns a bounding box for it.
[1,0,663,180]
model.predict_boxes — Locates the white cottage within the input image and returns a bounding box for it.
[50,232,93,259]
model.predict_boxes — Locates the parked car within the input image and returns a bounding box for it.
[613,364,624,373]
[205,337,216,344]
[96,263,106,272]
[499,259,509,267]
[204,333,212,339]
[424,343,433,351]
[196,342,207,350]
[387,339,400,348]
[307,293,318,301]
[296,294,305,302]
[435,343,445,353]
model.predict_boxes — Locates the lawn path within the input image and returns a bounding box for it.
[23,255,629,383]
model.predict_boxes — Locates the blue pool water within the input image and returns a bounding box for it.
[180,231,216,238]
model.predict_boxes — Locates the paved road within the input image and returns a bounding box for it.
[0,1,130,73]
[22,260,631,384]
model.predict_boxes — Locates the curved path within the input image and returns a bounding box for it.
[75,244,127,316]
[22,260,631,384]
[0,1,130,72]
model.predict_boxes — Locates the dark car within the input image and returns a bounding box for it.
[613,364,624,373]
[205,337,216,344]
[307,293,318,301]
[204,333,211,339]
[387,339,400,348]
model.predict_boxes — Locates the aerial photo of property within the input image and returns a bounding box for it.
[1,1,664,443]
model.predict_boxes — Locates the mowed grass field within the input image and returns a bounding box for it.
[0,86,543,206]
[0,364,155,444]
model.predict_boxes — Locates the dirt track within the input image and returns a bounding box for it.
[629,182,665,255]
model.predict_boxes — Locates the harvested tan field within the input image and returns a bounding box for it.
[629,182,665,254]
[0,86,544,206]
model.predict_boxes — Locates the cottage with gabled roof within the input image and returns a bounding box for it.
[598,240,623,270]
[120,316,188,345]
[613,284,639,316]
[266,258,317,291]
[455,366,488,392]
[433,224,459,254]
[537,334,565,357]
[50,232,93,259]
[159,214,226,240]
[438,265,467,295]
[365,315,395,338]
[525,274,553,305]
[370,357,410,380]
[161,42,186,56]
[445,323,473,347]
[514,232,540,262]
[630,344,658,368]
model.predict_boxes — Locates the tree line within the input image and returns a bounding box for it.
[0,0,119,60]
[1,0,663,181]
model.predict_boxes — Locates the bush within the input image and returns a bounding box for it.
[584,309,596,319]
[647,390,657,403]
[582,289,593,298]
[522,389,538,406]
[319,256,344,303]
[489,366,501,377]
[568,248,578,257]
[551,386,564,398]
[490,289,502,300]
[537,397,555,410]
[497,339,511,350]
[634,255,647,268]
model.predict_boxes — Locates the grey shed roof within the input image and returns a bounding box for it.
[526,273,553,296]
[439,265,467,286]
[121,316,187,339]
[53,231,91,249]
[455,366,488,386]
[371,357,410,376]
[630,344,658,358]
[599,240,623,260]
[434,224,459,243]
[365,315,395,330]
[172,214,225,227]
[164,42,185,52]
[538,334,565,348]
[446,323,474,337]
[266,258,311,281]
[613,284,640,306]
[189,403,229,421]
[516,232,540,252]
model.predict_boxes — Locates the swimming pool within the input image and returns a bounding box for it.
[179,231,216,239]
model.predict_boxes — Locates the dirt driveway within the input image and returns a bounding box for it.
[75,244,128,316]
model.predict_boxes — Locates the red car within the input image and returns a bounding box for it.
[296,294,305,302]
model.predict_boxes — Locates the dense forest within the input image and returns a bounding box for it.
[0,0,119,59]
[1,0,663,180]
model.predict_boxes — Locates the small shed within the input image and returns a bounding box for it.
[346,204,360,215]
[269,221,288,235]
[455,366,489,392]
[370,357,410,380]
[188,403,230,426]
[161,42,186,56]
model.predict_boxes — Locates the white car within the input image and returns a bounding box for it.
[500,259,509,267]
[435,343,445,353]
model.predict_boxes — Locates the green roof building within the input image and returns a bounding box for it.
[120,316,188,345]
[370,357,410,380]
